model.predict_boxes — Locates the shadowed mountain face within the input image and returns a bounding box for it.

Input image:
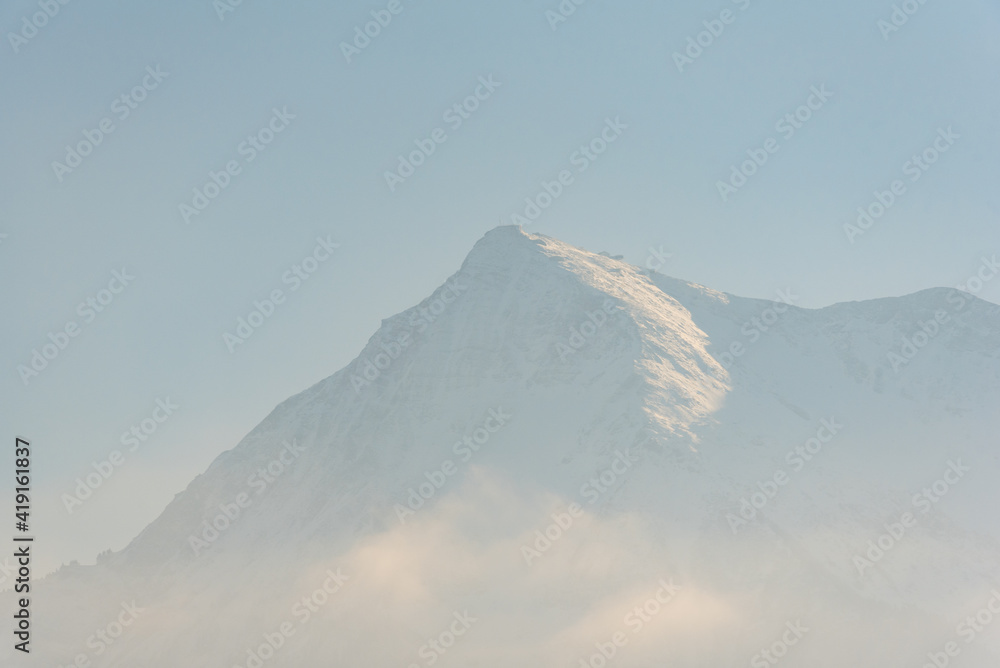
[10,227,1000,667]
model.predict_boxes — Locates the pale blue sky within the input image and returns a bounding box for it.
[2,0,998,572]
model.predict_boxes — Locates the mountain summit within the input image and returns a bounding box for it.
[10,227,1000,667]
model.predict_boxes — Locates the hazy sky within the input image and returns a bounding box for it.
[2,0,998,573]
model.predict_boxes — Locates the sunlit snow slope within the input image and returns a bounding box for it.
[7,226,1000,668]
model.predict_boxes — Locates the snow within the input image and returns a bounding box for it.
[5,226,999,667]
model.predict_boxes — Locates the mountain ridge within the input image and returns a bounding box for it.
[9,226,1000,667]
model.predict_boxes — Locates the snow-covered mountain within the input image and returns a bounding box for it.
[8,226,1000,667]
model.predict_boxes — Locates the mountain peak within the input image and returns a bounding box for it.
[9,228,1000,668]
[462,223,536,260]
